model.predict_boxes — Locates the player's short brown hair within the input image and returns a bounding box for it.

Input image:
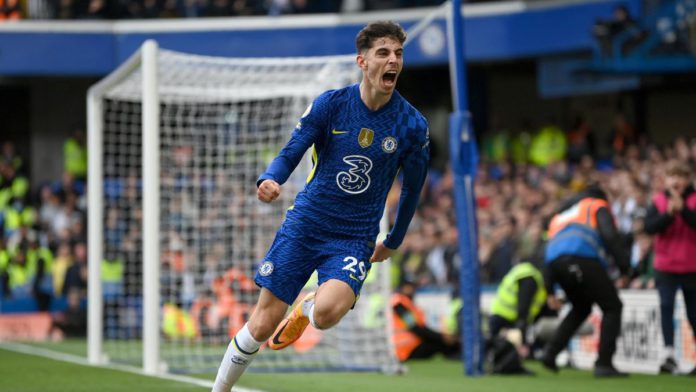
[355,21,407,53]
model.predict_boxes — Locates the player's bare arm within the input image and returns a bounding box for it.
[257,179,281,203]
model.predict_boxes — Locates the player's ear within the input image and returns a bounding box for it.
[356,54,367,70]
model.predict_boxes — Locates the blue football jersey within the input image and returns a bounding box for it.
[258,84,429,248]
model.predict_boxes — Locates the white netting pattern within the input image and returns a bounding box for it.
[98,48,398,373]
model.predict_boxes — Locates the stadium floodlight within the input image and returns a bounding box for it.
[87,41,403,374]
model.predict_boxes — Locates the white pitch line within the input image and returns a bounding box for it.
[0,342,264,392]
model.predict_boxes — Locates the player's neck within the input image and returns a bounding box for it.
[359,82,392,111]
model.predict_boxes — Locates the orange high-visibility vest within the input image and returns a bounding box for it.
[548,198,608,239]
[391,293,426,361]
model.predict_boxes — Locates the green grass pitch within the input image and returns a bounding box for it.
[1,341,695,392]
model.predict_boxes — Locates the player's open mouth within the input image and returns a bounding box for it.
[382,71,397,86]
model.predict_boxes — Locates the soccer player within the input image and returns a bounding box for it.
[212,20,429,391]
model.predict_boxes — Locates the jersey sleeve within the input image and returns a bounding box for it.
[383,117,430,249]
[257,91,333,186]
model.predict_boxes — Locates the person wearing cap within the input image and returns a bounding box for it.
[643,163,696,376]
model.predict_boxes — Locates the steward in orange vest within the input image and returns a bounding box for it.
[391,280,459,361]
[541,186,630,378]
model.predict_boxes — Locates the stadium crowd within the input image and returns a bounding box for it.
[1,114,695,342]
[0,0,448,20]
[0,132,88,336]
[387,117,695,292]
[0,0,538,20]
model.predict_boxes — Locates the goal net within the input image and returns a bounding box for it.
[87,42,400,374]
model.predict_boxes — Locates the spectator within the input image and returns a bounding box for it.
[178,0,207,17]
[160,0,180,17]
[0,238,10,297]
[49,288,86,338]
[0,163,30,212]
[592,4,645,57]
[52,242,72,296]
[54,172,85,199]
[38,185,62,234]
[83,0,110,18]
[481,216,516,284]
[205,0,231,16]
[393,233,433,288]
[25,232,54,311]
[0,0,21,20]
[63,129,87,181]
[643,163,696,375]
[3,196,36,241]
[609,113,636,156]
[567,116,595,164]
[4,246,30,299]
[141,0,162,18]
[528,124,567,167]
[609,170,640,235]
[50,193,83,240]
[516,217,545,266]
[629,233,654,289]
[1,141,22,171]
[391,279,459,361]
[62,242,87,297]
[52,0,78,19]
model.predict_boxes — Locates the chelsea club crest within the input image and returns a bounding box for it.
[381,137,398,154]
[259,261,274,276]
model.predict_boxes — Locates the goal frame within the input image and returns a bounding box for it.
[87,40,402,375]
[87,40,161,374]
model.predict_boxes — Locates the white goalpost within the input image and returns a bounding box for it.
[87,41,401,374]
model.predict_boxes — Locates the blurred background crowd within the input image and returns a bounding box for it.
[1,0,456,20]
[2,112,694,321]
[1,0,695,355]
[0,131,88,324]
[388,118,695,292]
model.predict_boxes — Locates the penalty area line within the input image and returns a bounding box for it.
[0,342,265,392]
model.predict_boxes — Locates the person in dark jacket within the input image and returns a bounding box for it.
[49,288,86,338]
[643,164,696,376]
[541,186,631,378]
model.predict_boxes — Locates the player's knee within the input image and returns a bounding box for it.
[312,306,344,330]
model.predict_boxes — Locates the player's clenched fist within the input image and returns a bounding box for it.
[369,242,394,263]
[257,179,281,203]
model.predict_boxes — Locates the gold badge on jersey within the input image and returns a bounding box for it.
[358,128,374,148]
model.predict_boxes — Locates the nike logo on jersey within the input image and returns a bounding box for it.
[349,274,359,282]
[332,129,349,135]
